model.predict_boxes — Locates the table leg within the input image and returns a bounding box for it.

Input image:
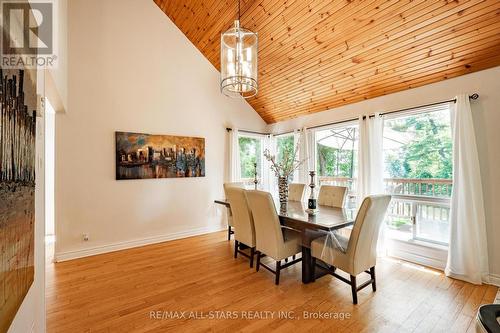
[301,246,312,284]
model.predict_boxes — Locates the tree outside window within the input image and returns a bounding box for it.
[276,134,295,180]
[384,111,452,181]
[238,136,262,179]
[315,126,358,179]
[383,108,453,245]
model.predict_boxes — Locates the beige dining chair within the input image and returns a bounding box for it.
[317,185,348,208]
[245,190,302,285]
[223,182,246,240]
[310,195,392,304]
[288,183,306,202]
[225,187,256,268]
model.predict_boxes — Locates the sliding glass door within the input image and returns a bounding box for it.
[382,105,453,246]
[313,122,359,208]
[238,134,263,188]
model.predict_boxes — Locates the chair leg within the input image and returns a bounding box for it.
[370,266,376,292]
[350,275,358,304]
[311,257,317,282]
[250,247,255,268]
[275,260,281,285]
[227,226,232,241]
[256,251,261,272]
[234,240,239,259]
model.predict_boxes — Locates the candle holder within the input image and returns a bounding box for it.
[253,162,258,190]
[305,171,318,215]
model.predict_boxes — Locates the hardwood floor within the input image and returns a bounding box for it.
[46,232,497,333]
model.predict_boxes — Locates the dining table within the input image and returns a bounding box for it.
[214,198,356,284]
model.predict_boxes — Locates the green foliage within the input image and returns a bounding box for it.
[384,111,452,179]
[316,144,355,178]
[239,137,261,178]
[387,218,412,229]
[276,135,294,164]
[275,135,296,181]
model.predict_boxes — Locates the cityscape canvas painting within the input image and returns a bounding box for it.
[0,69,37,333]
[115,132,206,180]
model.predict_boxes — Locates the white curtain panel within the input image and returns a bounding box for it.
[358,114,386,255]
[293,130,301,182]
[357,114,385,202]
[445,94,489,284]
[298,127,315,195]
[229,128,241,182]
[298,128,309,184]
[262,134,275,191]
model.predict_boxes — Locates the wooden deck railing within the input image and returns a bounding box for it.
[318,176,452,244]
[318,176,452,198]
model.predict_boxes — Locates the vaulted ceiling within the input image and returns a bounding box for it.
[154,0,500,123]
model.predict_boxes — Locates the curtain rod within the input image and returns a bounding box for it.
[370,93,479,119]
[307,93,479,129]
[274,129,301,136]
[227,94,479,135]
[225,128,270,136]
[225,128,300,136]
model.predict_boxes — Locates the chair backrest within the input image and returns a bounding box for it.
[223,182,246,218]
[288,183,306,202]
[245,190,284,258]
[225,187,255,247]
[346,195,392,274]
[224,182,246,192]
[317,185,348,208]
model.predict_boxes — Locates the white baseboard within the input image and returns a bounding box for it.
[54,225,225,262]
[387,238,448,271]
[387,239,500,288]
[489,274,500,287]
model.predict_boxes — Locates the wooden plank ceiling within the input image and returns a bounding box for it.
[154,0,500,124]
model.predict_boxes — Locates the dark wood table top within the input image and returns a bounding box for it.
[214,199,355,232]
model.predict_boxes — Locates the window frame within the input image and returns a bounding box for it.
[311,121,359,207]
[382,102,453,247]
[237,132,266,188]
[274,132,297,182]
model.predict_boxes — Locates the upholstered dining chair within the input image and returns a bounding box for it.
[225,187,256,268]
[288,183,306,202]
[310,195,392,304]
[245,190,302,285]
[223,182,246,240]
[317,185,348,208]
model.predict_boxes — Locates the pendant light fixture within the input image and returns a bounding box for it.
[220,0,258,98]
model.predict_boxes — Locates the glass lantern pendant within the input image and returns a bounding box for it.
[220,1,258,98]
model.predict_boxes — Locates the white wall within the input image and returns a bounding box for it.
[45,0,68,113]
[267,66,500,281]
[54,0,266,260]
[45,106,55,237]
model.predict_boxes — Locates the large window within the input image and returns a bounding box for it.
[238,135,263,186]
[314,123,359,207]
[383,106,452,245]
[275,133,296,181]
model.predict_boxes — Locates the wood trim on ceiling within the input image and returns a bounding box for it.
[154,0,500,123]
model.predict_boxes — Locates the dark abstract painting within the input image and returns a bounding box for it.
[115,132,205,180]
[0,69,37,332]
